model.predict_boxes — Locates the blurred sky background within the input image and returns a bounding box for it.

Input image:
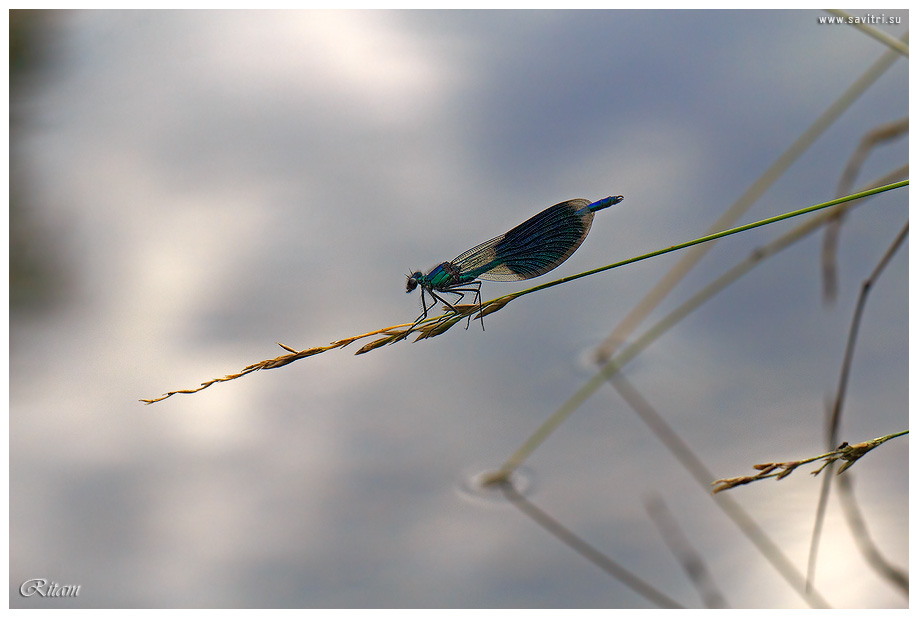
[9,10,909,608]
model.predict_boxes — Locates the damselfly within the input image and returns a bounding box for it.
[406,195,623,328]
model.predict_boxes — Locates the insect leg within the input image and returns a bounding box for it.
[440,283,484,330]
[408,287,439,332]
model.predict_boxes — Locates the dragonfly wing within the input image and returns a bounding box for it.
[450,234,506,282]
[476,199,594,281]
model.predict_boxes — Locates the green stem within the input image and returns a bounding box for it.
[491,180,908,305]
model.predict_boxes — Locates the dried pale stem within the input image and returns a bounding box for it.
[141,322,414,404]
[497,479,684,608]
[824,10,910,57]
[822,117,908,302]
[645,495,729,608]
[837,473,909,593]
[593,36,907,363]
[609,373,832,608]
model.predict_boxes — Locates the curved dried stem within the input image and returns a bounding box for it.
[807,221,909,591]
[822,118,908,302]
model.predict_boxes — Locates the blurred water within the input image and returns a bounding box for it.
[9,10,908,608]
